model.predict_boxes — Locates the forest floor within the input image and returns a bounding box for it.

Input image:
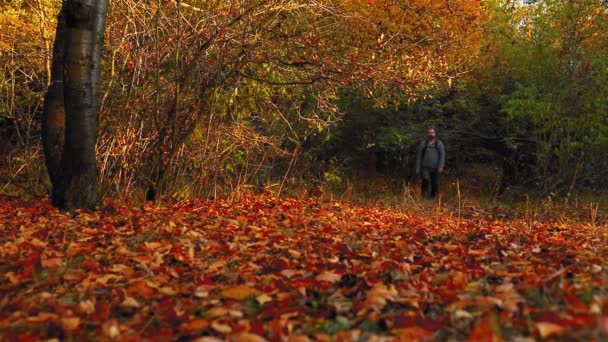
[0,194,607,341]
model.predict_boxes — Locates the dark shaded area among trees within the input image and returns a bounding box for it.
[1,0,608,207]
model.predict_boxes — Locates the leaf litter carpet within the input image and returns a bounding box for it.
[0,195,607,341]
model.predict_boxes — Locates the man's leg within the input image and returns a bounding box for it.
[421,168,431,199]
[430,169,440,199]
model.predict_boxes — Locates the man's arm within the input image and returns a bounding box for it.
[415,142,423,174]
[438,141,445,172]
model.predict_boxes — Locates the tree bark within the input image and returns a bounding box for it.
[42,0,108,210]
[42,6,67,190]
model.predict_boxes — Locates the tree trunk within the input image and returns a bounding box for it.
[42,7,67,190]
[42,0,108,210]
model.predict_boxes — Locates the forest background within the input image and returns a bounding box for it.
[2,0,608,204]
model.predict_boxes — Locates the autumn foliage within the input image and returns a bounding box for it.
[1,195,606,340]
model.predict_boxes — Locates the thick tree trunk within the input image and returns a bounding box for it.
[42,8,67,189]
[43,0,108,210]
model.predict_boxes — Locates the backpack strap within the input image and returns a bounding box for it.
[420,140,429,161]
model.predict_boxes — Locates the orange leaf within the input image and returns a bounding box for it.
[180,319,210,332]
[221,285,261,300]
[60,317,80,331]
[41,257,63,268]
[466,320,499,342]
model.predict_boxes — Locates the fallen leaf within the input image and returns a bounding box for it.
[315,271,342,283]
[41,257,63,268]
[180,319,210,332]
[120,296,140,308]
[221,285,261,300]
[231,332,268,342]
[211,321,232,334]
[60,317,80,331]
[535,322,565,338]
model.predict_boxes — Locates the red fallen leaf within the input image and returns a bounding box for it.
[379,260,399,272]
[564,295,588,313]
[91,302,111,321]
[416,316,445,332]
[466,320,500,342]
[535,311,563,324]
[81,259,100,271]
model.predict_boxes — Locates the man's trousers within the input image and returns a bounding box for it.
[421,168,440,199]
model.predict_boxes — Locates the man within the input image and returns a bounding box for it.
[415,127,445,199]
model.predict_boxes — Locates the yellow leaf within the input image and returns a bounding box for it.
[256,293,273,305]
[535,322,565,338]
[221,285,260,300]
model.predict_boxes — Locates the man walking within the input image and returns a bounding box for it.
[415,127,445,200]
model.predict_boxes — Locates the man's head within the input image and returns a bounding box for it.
[425,127,436,141]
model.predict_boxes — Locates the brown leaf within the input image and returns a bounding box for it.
[315,271,342,283]
[363,283,398,311]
